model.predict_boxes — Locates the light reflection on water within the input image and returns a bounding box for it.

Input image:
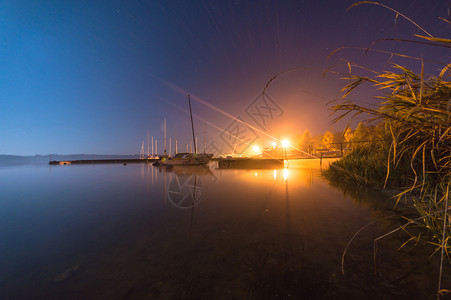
[0,160,449,299]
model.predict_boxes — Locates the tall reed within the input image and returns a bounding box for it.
[326,1,451,295]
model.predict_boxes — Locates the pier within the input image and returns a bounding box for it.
[49,158,158,165]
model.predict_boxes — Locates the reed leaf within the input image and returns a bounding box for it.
[414,35,451,46]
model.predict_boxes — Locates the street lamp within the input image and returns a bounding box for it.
[252,145,261,156]
[281,140,289,160]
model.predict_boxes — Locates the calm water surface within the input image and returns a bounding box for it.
[0,160,449,299]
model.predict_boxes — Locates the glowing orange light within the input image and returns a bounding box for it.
[282,139,290,148]
[253,145,260,153]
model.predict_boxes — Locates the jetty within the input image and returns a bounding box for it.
[49,158,158,165]
[217,157,284,169]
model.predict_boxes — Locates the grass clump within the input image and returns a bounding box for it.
[323,124,412,188]
[324,145,387,186]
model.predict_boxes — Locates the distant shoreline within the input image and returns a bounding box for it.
[0,154,141,166]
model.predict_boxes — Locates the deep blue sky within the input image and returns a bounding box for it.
[1,0,449,155]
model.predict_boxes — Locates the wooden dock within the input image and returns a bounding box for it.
[48,158,158,165]
[217,157,284,169]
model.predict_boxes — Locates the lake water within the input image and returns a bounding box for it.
[0,160,449,299]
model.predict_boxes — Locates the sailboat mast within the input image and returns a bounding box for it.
[204,128,206,153]
[188,94,197,153]
[140,141,144,159]
[164,118,167,155]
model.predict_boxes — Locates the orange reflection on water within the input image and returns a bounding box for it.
[283,168,289,181]
[239,167,315,188]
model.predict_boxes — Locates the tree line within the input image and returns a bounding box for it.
[293,122,377,153]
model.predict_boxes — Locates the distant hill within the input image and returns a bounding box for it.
[0,154,141,166]
[0,155,32,165]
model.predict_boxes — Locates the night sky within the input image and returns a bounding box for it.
[1,0,449,155]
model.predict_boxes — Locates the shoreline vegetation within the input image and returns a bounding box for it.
[320,1,451,296]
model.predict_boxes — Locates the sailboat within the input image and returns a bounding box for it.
[160,95,213,166]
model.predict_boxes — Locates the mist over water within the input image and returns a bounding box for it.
[0,161,448,299]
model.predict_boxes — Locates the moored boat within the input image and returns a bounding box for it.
[155,94,213,166]
[160,152,212,165]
